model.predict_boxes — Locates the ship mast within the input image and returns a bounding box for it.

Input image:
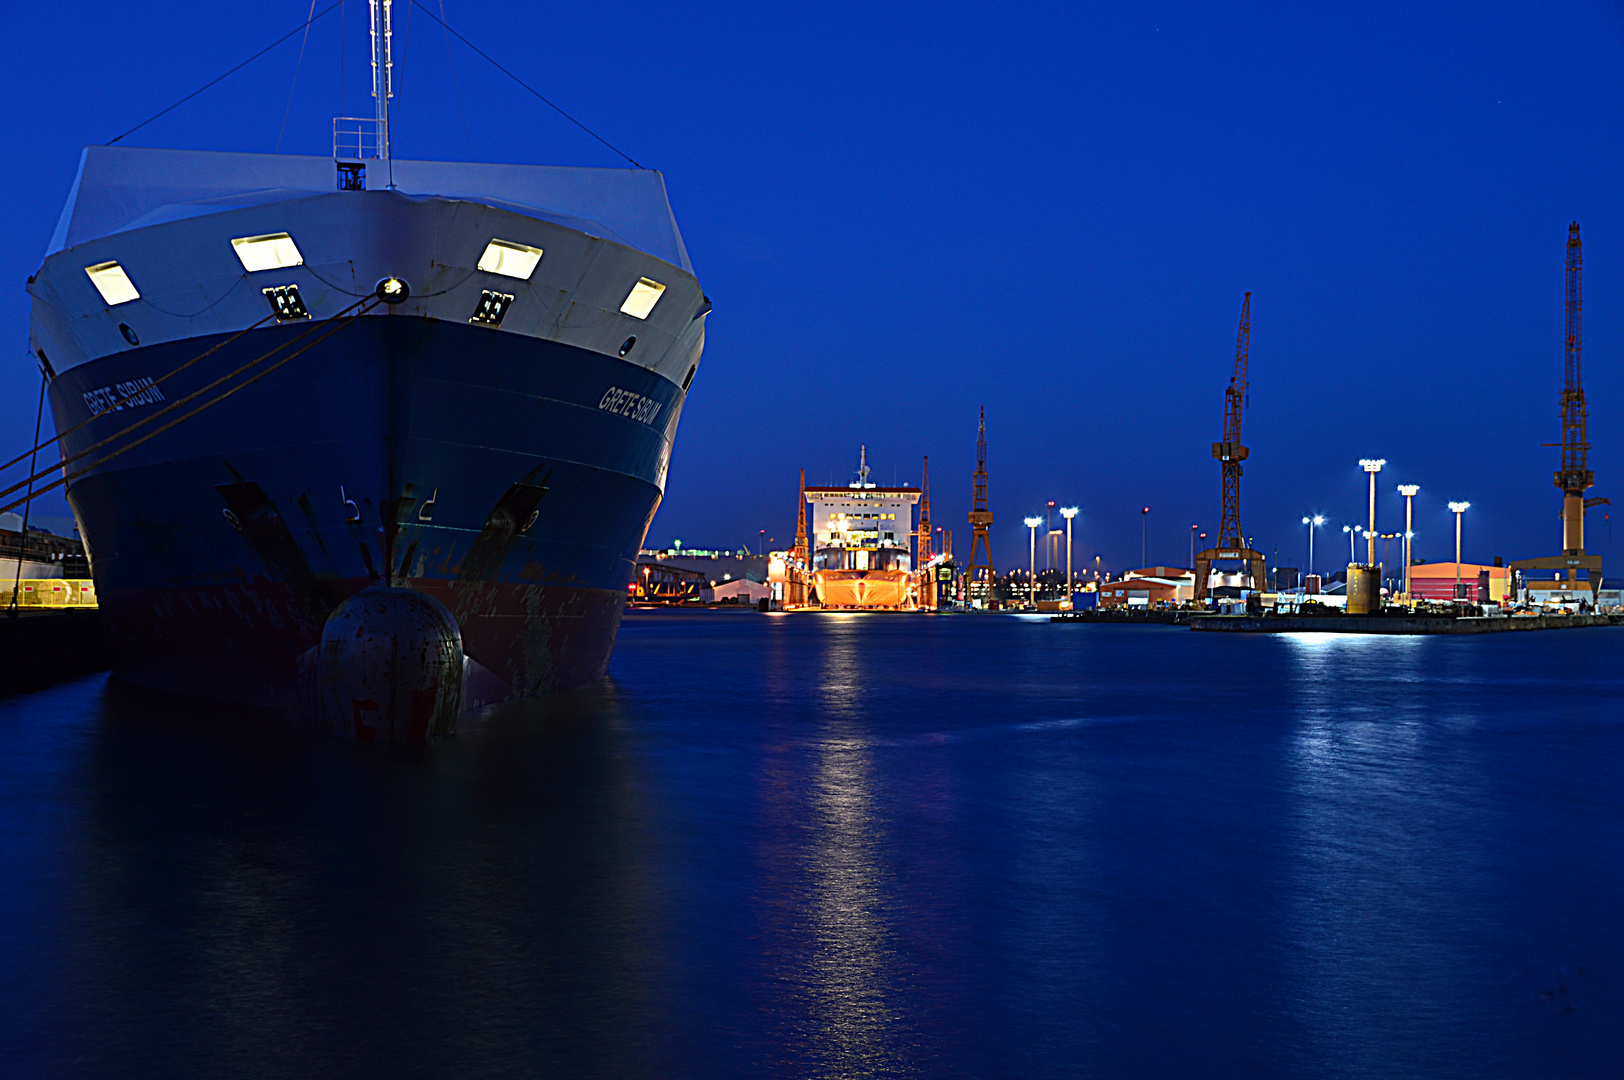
[370,0,394,162]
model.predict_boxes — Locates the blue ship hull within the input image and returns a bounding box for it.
[48,316,682,709]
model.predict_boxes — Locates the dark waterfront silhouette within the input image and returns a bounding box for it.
[2,612,1621,1077]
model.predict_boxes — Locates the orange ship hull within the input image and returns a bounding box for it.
[814,569,911,609]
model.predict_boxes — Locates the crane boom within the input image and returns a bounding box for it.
[1212,292,1252,548]
[1557,222,1591,501]
[966,408,995,607]
[1194,293,1264,603]
[1226,292,1251,447]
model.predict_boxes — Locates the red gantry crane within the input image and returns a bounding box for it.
[1194,292,1266,604]
[917,456,932,565]
[966,409,996,608]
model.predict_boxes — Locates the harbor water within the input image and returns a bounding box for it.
[2,611,1621,1077]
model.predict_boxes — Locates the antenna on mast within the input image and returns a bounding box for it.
[370,0,394,164]
[852,445,874,489]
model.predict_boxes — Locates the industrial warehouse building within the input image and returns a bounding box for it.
[1098,568,1195,608]
[1406,562,1510,603]
[712,578,771,605]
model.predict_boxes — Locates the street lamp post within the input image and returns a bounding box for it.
[1024,516,1042,608]
[1359,459,1385,566]
[1344,524,1355,563]
[1061,507,1079,599]
[1397,485,1419,599]
[1449,501,1470,601]
[1301,515,1323,583]
[1141,506,1149,569]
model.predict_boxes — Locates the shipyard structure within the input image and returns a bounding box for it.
[769,446,958,611]
[805,447,918,608]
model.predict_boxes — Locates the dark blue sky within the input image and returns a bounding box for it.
[3,2,1622,575]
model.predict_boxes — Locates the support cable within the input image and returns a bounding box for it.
[0,300,380,518]
[0,300,369,507]
[436,0,475,160]
[408,0,643,168]
[107,1,343,146]
[276,0,323,153]
[6,374,47,619]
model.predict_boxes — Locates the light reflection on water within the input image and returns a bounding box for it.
[1278,632,1554,1075]
[755,616,902,1074]
[1,613,1621,1077]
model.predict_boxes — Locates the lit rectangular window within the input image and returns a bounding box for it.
[231,233,304,272]
[478,239,544,280]
[619,277,666,319]
[85,261,140,305]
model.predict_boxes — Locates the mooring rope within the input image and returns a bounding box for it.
[0,298,372,507]
[0,311,280,480]
[0,297,380,517]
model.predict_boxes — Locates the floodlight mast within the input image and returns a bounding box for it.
[1060,507,1078,597]
[1449,501,1470,600]
[1024,517,1043,608]
[1360,459,1385,565]
[1397,485,1419,598]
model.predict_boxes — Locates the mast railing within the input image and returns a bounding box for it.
[332,0,392,187]
[333,117,388,162]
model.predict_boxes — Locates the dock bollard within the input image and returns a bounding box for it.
[317,586,463,739]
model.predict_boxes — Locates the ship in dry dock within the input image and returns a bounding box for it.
[800,447,920,609]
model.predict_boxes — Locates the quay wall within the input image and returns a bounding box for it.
[1189,613,1617,634]
[0,610,111,693]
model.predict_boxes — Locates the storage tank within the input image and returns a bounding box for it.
[1346,565,1382,614]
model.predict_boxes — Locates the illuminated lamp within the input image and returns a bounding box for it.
[376,278,410,303]
[469,290,514,326]
[262,284,310,321]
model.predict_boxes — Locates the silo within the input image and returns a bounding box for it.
[1347,565,1382,614]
